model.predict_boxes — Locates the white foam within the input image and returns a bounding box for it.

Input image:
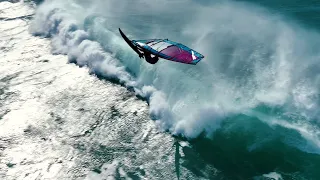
[29,0,320,148]
[263,172,284,180]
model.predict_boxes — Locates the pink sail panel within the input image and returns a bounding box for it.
[160,46,194,63]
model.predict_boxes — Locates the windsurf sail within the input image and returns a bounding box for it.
[132,39,204,65]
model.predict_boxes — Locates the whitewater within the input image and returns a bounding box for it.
[30,0,320,148]
[1,0,320,179]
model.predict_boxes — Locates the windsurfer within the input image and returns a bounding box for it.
[142,49,159,64]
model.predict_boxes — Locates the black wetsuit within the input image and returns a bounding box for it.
[143,50,159,64]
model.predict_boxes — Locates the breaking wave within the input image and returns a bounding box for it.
[29,0,320,153]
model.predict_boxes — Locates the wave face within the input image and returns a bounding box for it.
[30,0,320,157]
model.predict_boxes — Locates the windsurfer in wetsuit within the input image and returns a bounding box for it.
[142,49,159,64]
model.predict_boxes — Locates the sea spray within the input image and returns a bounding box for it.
[29,0,320,151]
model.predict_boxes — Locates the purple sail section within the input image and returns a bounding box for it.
[160,46,180,57]
[174,51,193,63]
[160,46,193,63]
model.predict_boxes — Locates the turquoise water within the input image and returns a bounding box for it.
[30,0,320,179]
[241,0,320,30]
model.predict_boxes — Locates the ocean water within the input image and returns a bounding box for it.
[1,0,320,179]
